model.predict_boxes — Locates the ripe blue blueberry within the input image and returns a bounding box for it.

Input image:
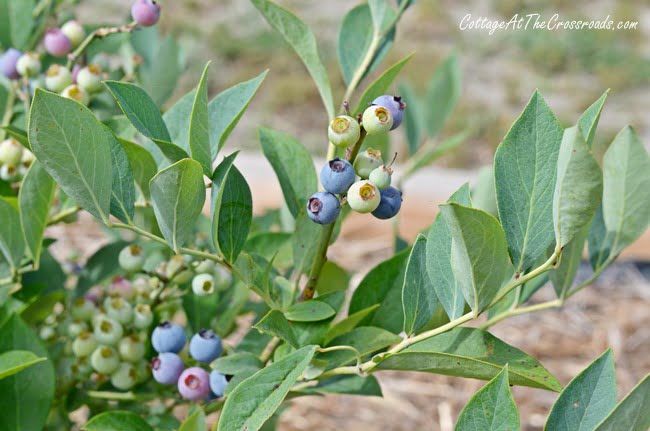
[189,329,223,363]
[131,0,161,27]
[151,352,184,385]
[371,186,403,220]
[178,367,211,400]
[209,371,229,397]
[44,28,72,57]
[151,321,186,353]
[0,48,22,79]
[371,95,406,130]
[320,158,356,194]
[362,105,393,135]
[307,191,340,225]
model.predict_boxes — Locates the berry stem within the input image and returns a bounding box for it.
[47,205,81,226]
[66,21,137,69]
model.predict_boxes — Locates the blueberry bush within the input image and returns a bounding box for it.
[0,1,649,430]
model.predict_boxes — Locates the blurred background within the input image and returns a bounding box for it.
[64,0,650,429]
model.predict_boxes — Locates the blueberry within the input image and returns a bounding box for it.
[0,164,19,182]
[90,346,120,374]
[131,0,161,27]
[0,48,22,79]
[71,297,96,321]
[60,20,86,48]
[320,158,356,194]
[353,148,383,179]
[118,245,145,273]
[15,52,41,78]
[178,367,210,400]
[104,297,133,325]
[110,275,134,300]
[371,95,406,130]
[60,84,89,106]
[328,115,361,148]
[0,139,24,167]
[44,28,72,57]
[94,317,124,346]
[45,64,73,93]
[118,334,146,363]
[151,321,186,353]
[67,320,88,338]
[347,180,381,214]
[151,352,184,385]
[72,331,98,358]
[371,186,403,220]
[307,191,340,225]
[209,371,229,397]
[194,259,216,274]
[368,166,392,190]
[76,65,103,93]
[133,304,153,329]
[192,273,215,296]
[189,329,223,363]
[362,105,393,135]
[111,362,138,390]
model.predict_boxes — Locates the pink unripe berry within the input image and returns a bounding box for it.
[44,28,72,57]
[131,0,161,27]
[177,367,210,400]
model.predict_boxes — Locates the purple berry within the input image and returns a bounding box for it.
[151,352,184,385]
[44,28,72,57]
[209,371,229,397]
[178,367,210,400]
[371,95,406,130]
[0,48,22,79]
[371,186,402,220]
[320,158,356,194]
[307,191,340,225]
[151,321,186,353]
[189,329,223,363]
[131,0,161,27]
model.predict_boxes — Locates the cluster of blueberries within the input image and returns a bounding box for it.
[307,95,405,224]
[150,322,229,400]
[0,137,34,183]
[0,0,160,108]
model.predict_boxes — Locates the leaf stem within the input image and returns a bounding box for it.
[47,206,81,226]
[66,21,137,69]
[480,298,563,329]
[318,345,363,369]
[259,336,281,363]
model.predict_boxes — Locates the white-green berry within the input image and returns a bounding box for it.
[192,273,215,296]
[72,331,98,358]
[194,259,216,274]
[347,180,381,214]
[105,297,133,325]
[45,64,73,93]
[90,346,120,374]
[110,362,138,390]
[67,320,88,338]
[133,304,153,329]
[61,20,86,47]
[353,148,383,179]
[0,138,24,166]
[328,115,361,148]
[16,53,41,77]
[94,317,124,346]
[39,326,56,341]
[72,298,96,321]
[118,334,146,363]
[0,164,18,182]
[362,105,393,135]
[368,165,393,190]
[76,65,103,93]
[118,245,146,273]
[61,84,90,106]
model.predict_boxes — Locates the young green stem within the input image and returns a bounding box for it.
[66,21,137,69]
[259,337,281,363]
[480,298,563,329]
[47,206,81,226]
[0,82,17,141]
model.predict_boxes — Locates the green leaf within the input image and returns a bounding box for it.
[18,162,54,263]
[455,365,520,431]
[426,183,471,320]
[162,89,194,155]
[254,309,299,349]
[108,131,136,224]
[337,4,394,86]
[550,227,588,299]
[138,34,183,107]
[178,407,206,431]
[210,154,253,264]
[244,232,293,269]
[324,304,380,344]
[285,301,336,322]
[0,198,25,271]
[440,203,510,315]
[545,349,616,431]
[0,350,46,380]
[29,89,113,222]
[594,374,650,431]
[182,292,219,334]
[553,126,603,248]
[258,128,317,218]
[292,211,321,274]
[494,90,564,273]
[218,345,317,431]
[316,261,349,295]
[375,327,562,392]
[2,125,30,150]
[0,314,55,431]
[353,53,414,114]
[402,234,438,335]
[348,249,410,333]
[189,62,213,176]
[399,82,424,154]
[578,91,608,149]
[104,81,188,163]
[150,159,206,252]
[120,140,157,201]
[250,0,334,119]
[211,352,263,375]
[472,165,498,219]
[406,132,468,175]
[322,326,401,369]
[425,53,461,138]
[75,241,129,297]
[0,0,34,50]
[82,411,154,431]
[315,375,382,397]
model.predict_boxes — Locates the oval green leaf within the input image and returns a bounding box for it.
[594,374,650,431]
[82,411,154,431]
[0,197,25,271]
[0,350,46,380]
[18,162,55,263]
[189,62,212,176]
[402,234,439,335]
[353,52,414,114]
[285,300,336,322]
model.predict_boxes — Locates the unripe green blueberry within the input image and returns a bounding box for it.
[0,164,19,182]
[71,297,96,321]
[105,297,133,325]
[353,148,383,179]
[72,357,92,377]
[90,346,120,374]
[110,362,138,390]
[72,331,98,358]
[45,64,73,93]
[368,165,393,190]
[192,273,215,296]
[214,266,232,291]
[76,65,103,93]
[91,310,108,329]
[118,333,146,363]
[133,304,153,329]
[67,319,88,338]
[60,84,90,106]
[194,259,216,274]
[110,276,134,300]
[21,149,35,167]
[39,326,56,341]
[347,180,381,213]
[61,20,86,48]
[118,245,145,273]
[16,52,41,77]
[362,105,393,135]
[0,138,24,166]
[94,317,124,346]
[328,115,361,148]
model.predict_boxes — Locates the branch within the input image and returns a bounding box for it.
[66,21,137,69]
